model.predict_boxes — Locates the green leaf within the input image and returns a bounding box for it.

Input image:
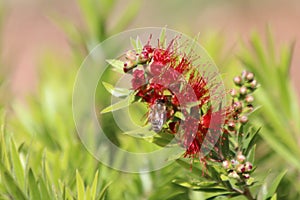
[266,170,287,199]
[175,159,204,177]
[28,169,41,200]
[258,170,287,200]
[106,59,124,74]
[98,181,112,200]
[246,144,256,164]
[38,178,51,200]
[77,0,101,39]
[90,170,99,200]
[270,193,277,200]
[76,170,85,200]
[10,139,25,189]
[0,162,27,200]
[172,179,221,191]
[109,0,140,35]
[159,27,167,48]
[130,36,143,53]
[279,42,294,78]
[100,96,131,114]
[245,127,260,156]
[102,82,131,98]
[123,124,154,138]
[86,186,91,200]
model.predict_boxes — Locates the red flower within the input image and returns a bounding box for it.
[132,69,146,90]
[123,34,226,160]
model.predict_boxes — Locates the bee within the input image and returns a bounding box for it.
[149,99,167,133]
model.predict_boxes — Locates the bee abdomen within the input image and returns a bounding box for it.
[149,100,166,133]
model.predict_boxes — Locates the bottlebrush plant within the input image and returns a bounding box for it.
[102,29,286,200]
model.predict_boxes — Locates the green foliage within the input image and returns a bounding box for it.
[238,28,300,199]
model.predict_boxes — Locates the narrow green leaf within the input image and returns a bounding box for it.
[0,162,27,200]
[123,124,154,138]
[109,0,140,34]
[3,171,27,200]
[245,128,260,155]
[76,170,85,200]
[175,159,204,177]
[279,42,294,78]
[159,27,167,48]
[246,144,256,164]
[106,59,124,74]
[250,32,267,68]
[98,181,112,200]
[173,179,226,192]
[130,36,143,53]
[0,131,10,170]
[136,36,143,53]
[270,193,277,200]
[266,170,287,199]
[28,169,41,200]
[38,178,51,200]
[86,186,91,200]
[102,82,131,98]
[10,139,25,189]
[90,170,99,200]
[130,37,137,50]
[100,97,131,114]
[77,0,99,38]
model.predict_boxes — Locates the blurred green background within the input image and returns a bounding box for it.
[0,0,300,199]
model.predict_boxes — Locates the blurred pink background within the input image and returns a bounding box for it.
[1,0,300,99]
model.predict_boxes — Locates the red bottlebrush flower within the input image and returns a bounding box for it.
[131,69,146,90]
[123,34,226,161]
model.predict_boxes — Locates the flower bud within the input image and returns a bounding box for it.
[234,76,242,85]
[126,50,137,61]
[241,70,248,79]
[246,72,254,82]
[228,121,236,131]
[237,153,246,163]
[239,115,248,124]
[222,160,230,169]
[228,171,240,179]
[236,164,246,173]
[245,95,254,103]
[138,51,150,63]
[231,159,239,166]
[239,86,247,95]
[233,101,242,112]
[245,162,253,171]
[250,79,257,89]
[243,173,250,179]
[230,89,237,97]
[123,60,136,73]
